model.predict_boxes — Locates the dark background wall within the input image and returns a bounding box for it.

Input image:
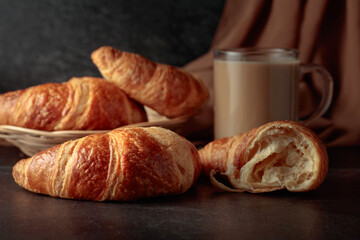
[0,0,225,93]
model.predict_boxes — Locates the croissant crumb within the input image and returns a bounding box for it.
[200,121,328,193]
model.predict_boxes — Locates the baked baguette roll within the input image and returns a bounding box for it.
[199,121,328,193]
[12,127,201,201]
[91,46,209,118]
[0,77,147,131]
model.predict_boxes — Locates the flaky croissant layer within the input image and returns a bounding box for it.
[0,77,147,131]
[13,127,201,201]
[199,121,328,193]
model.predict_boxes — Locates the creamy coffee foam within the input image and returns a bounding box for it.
[214,59,300,139]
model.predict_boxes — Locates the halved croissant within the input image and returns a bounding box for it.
[91,46,209,118]
[13,127,201,201]
[199,121,328,193]
[0,77,147,131]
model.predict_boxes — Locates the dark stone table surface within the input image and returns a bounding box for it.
[0,146,359,240]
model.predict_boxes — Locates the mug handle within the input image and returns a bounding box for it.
[300,64,334,125]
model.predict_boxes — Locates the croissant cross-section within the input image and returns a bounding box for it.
[199,121,328,193]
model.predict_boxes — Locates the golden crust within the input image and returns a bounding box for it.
[12,127,201,201]
[199,121,329,193]
[91,46,209,118]
[0,77,147,130]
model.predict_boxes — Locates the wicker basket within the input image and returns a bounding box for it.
[0,111,192,157]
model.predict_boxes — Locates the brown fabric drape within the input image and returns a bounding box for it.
[184,0,360,146]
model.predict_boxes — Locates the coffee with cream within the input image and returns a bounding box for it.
[214,48,333,139]
[214,54,300,139]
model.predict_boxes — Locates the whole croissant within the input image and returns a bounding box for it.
[12,127,201,201]
[0,77,147,131]
[91,46,209,118]
[199,121,328,193]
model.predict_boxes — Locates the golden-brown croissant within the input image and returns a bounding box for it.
[0,77,147,131]
[91,46,209,118]
[199,121,328,193]
[13,127,201,201]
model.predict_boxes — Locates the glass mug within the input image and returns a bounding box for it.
[213,48,333,139]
